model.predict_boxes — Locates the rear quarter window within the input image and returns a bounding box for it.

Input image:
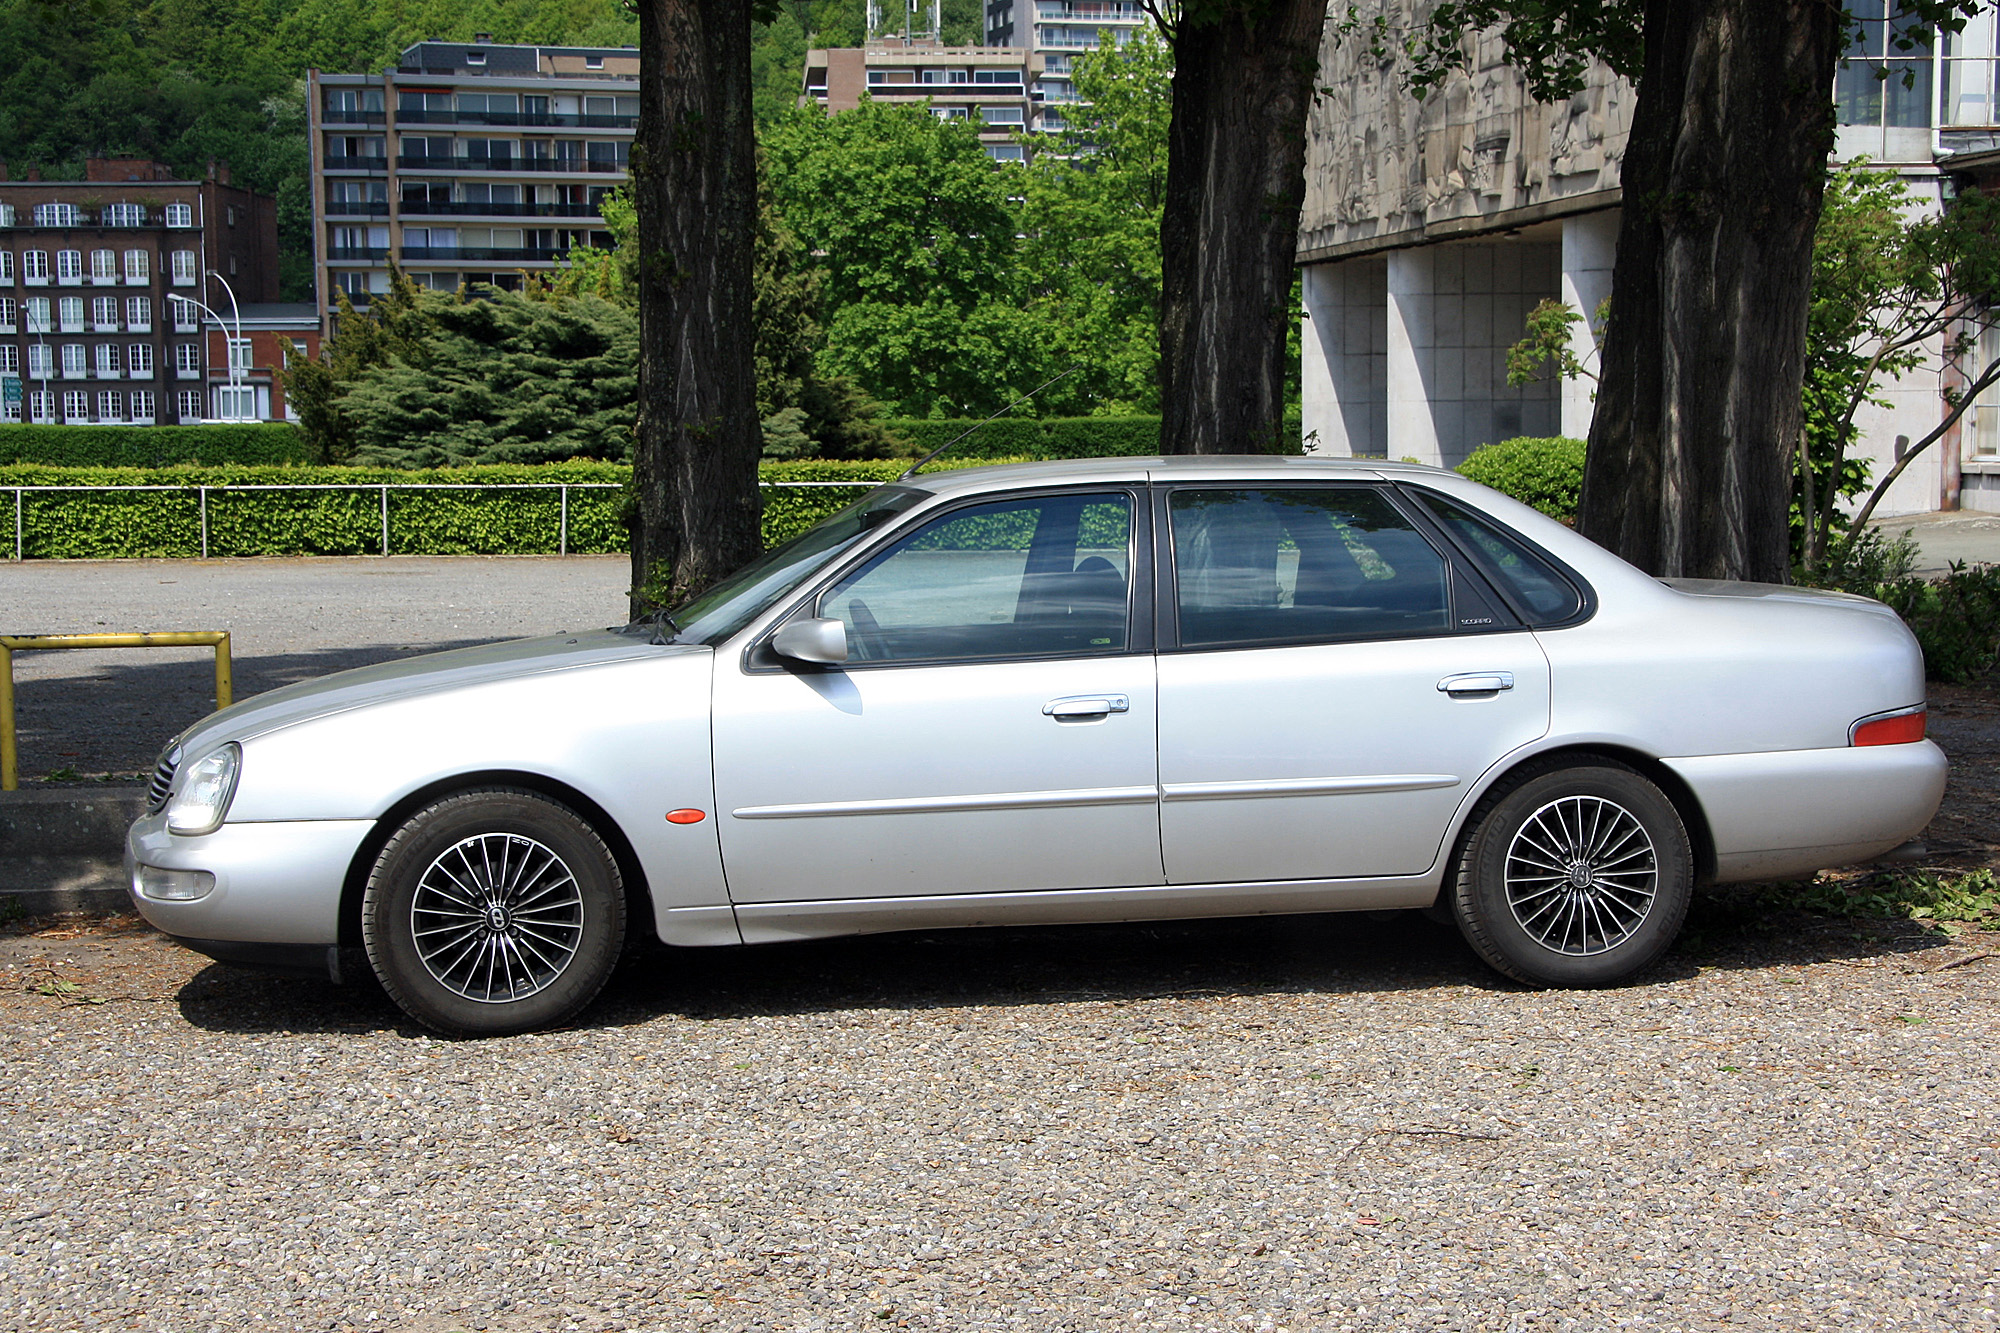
[1412,491,1587,626]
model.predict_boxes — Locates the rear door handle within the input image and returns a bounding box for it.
[1044,694,1131,718]
[1438,672,1514,696]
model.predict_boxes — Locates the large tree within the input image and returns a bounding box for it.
[1154,0,1331,454]
[1413,1,1978,582]
[629,0,767,613]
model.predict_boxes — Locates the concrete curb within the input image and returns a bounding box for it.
[0,789,146,915]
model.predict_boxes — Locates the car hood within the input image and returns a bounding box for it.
[1659,578,1902,618]
[170,629,694,758]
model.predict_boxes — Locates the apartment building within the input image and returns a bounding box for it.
[802,40,1040,160]
[986,0,1148,129]
[308,37,634,322]
[0,157,280,425]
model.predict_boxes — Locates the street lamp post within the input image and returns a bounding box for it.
[184,276,247,421]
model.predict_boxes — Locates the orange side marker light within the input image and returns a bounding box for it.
[665,808,707,824]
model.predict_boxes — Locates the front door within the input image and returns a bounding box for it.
[712,488,1162,904]
[1155,484,1551,884]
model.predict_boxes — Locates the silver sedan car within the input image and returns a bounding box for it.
[126,457,1946,1035]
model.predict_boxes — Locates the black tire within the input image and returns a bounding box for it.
[362,788,626,1036]
[1452,761,1692,988]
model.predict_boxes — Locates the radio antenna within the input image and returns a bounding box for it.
[897,367,1079,482]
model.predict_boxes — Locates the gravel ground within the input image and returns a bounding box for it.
[0,907,1993,1333]
[1,556,630,780]
[2,557,1996,1330]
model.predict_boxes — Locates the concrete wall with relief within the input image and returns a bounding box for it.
[1299,6,1631,262]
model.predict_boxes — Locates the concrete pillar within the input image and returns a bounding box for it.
[1386,247,1440,466]
[1300,259,1387,456]
[1560,209,1619,441]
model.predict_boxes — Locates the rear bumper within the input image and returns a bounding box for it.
[1664,740,1948,882]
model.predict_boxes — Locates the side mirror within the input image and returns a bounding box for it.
[771,616,849,664]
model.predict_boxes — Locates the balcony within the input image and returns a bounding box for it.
[324,155,390,171]
[399,246,567,262]
[398,200,604,218]
[394,109,637,129]
[327,247,391,261]
[395,155,626,174]
[324,109,386,124]
[1035,1,1146,17]
[326,201,392,217]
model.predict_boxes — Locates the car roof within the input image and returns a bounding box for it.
[905,453,1452,499]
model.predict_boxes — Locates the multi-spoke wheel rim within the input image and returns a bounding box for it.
[1504,795,1658,957]
[410,833,586,1003]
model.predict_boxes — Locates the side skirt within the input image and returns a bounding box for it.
[730,875,1442,946]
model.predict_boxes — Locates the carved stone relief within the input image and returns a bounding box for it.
[1301,0,1634,256]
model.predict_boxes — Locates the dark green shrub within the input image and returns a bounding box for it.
[1870,561,2000,683]
[1456,436,1587,521]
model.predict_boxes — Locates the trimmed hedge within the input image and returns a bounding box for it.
[0,424,312,467]
[1455,436,1587,522]
[0,460,927,558]
[884,413,1307,460]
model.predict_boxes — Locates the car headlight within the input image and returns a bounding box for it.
[166,743,241,836]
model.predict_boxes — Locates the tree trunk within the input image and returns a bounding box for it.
[630,0,765,616]
[1157,0,1326,455]
[1578,0,1842,582]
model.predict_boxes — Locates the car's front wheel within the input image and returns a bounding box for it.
[1451,761,1692,987]
[362,788,626,1036]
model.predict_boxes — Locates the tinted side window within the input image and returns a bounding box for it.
[1414,492,1585,624]
[1169,488,1450,648]
[821,492,1132,663]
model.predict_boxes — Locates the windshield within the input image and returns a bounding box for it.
[626,485,928,645]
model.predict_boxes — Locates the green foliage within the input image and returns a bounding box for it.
[0,424,308,466]
[1014,31,1174,416]
[1866,561,2000,684]
[1455,437,1587,521]
[764,99,1028,417]
[1787,868,2000,933]
[1505,298,1605,388]
[886,413,1306,461]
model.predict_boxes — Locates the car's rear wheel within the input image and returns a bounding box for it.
[1451,761,1691,987]
[362,788,625,1036]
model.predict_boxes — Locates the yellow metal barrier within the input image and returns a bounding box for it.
[0,632,233,792]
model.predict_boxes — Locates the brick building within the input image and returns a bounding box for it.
[0,157,281,425]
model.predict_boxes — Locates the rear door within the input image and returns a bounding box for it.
[1154,483,1551,884]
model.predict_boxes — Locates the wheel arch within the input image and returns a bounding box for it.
[337,770,656,950]
[1438,743,1718,906]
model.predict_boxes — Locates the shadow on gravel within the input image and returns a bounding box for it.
[12,639,498,778]
[171,896,1956,1040]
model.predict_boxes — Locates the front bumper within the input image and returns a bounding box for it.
[124,810,376,946]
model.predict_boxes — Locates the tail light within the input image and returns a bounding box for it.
[1851,708,1926,746]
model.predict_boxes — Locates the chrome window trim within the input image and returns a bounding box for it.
[1396,483,1598,631]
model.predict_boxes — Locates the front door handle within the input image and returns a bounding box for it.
[1438,672,1514,696]
[1043,694,1131,719]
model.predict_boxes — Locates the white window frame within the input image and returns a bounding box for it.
[57,297,85,332]
[22,250,48,284]
[92,296,120,331]
[103,202,146,228]
[0,296,14,333]
[27,345,52,378]
[63,389,89,422]
[25,297,51,334]
[0,345,17,375]
[97,390,123,422]
[0,251,11,284]
[60,344,87,378]
[128,343,154,377]
[56,250,83,284]
[95,344,121,378]
[177,389,204,421]
[125,249,150,284]
[28,390,54,423]
[170,250,198,286]
[165,203,193,228]
[170,296,199,332]
[126,296,152,331]
[212,384,256,421]
[91,249,118,283]
[129,390,156,423]
[175,343,203,378]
